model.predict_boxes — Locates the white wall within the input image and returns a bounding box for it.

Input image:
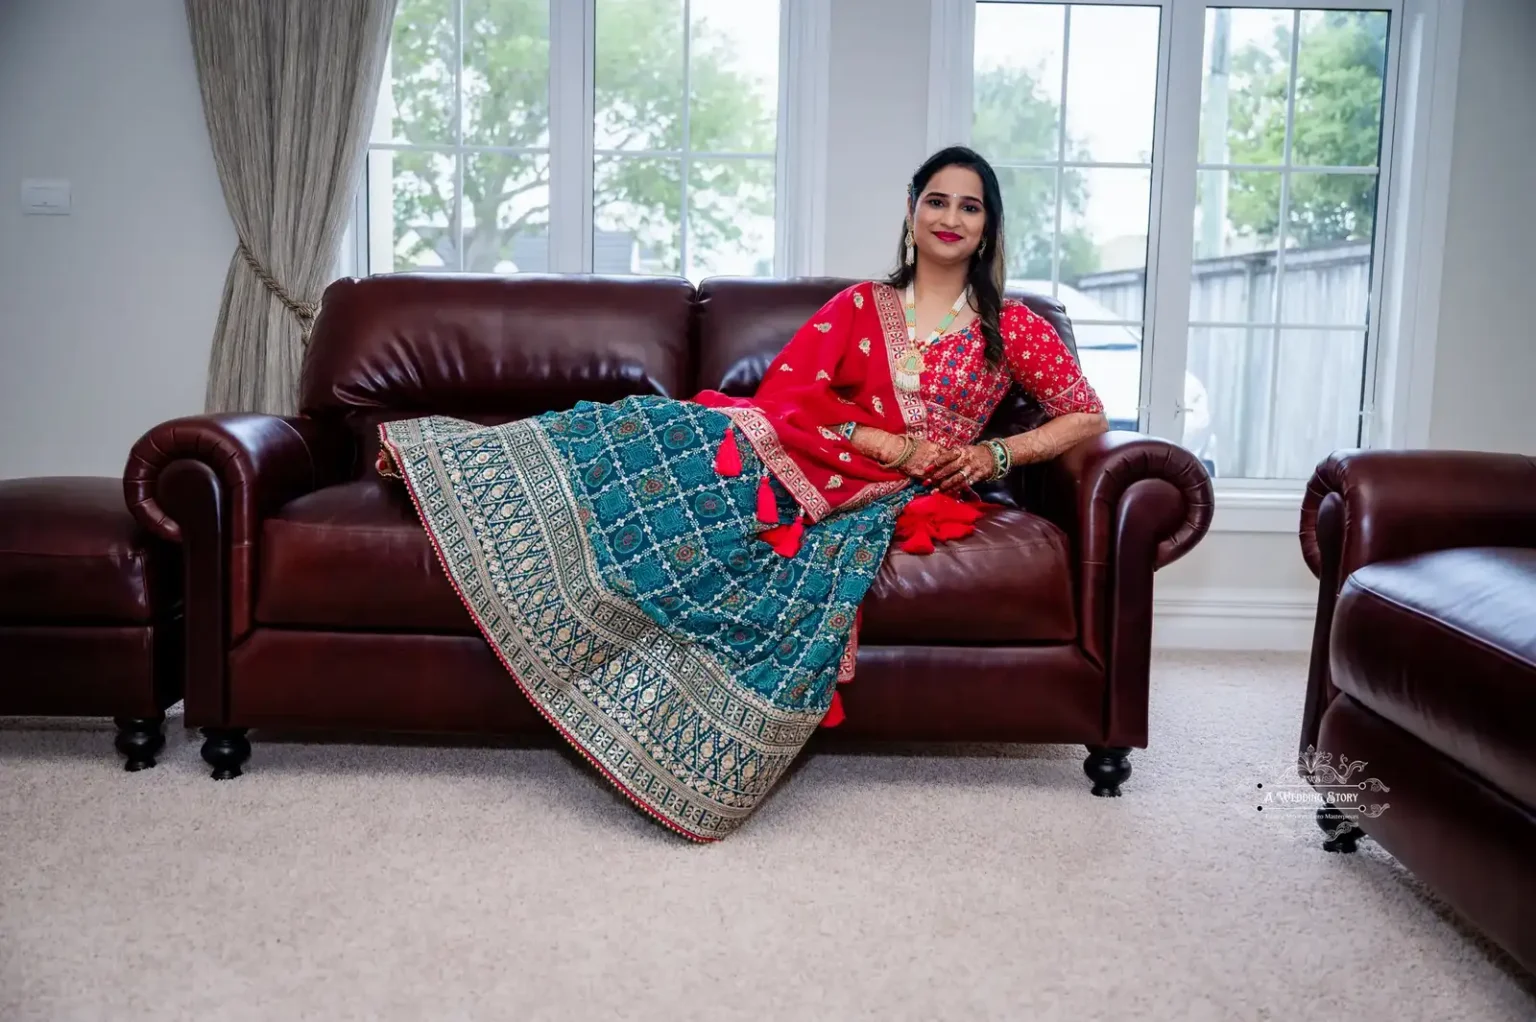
[1428,0,1536,456]
[0,0,231,480]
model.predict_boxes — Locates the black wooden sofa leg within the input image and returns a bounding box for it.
[1316,805,1364,853]
[114,714,166,772]
[1083,745,1132,797]
[200,727,251,780]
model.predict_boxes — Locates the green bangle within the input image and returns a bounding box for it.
[985,439,1011,479]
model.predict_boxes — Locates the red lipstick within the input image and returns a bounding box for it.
[934,231,962,243]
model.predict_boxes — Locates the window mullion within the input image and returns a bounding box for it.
[1143,0,1204,445]
[549,0,594,272]
[452,0,465,270]
[1051,7,1072,296]
[680,0,692,279]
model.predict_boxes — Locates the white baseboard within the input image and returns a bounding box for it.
[1152,587,1317,651]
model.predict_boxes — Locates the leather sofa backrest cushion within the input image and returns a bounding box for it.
[693,277,1081,437]
[300,274,696,428]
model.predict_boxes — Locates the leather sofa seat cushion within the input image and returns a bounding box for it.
[0,477,158,624]
[1331,547,1536,808]
[862,509,1078,643]
[258,482,1078,644]
[257,479,475,634]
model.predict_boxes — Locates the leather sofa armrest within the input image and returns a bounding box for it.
[123,414,356,642]
[124,414,354,543]
[1299,449,1536,581]
[1030,431,1214,572]
[1027,431,1213,748]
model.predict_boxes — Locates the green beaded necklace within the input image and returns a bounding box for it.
[894,283,970,393]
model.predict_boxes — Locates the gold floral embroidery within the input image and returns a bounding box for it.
[816,369,831,380]
[780,364,793,372]
[817,426,839,440]
[858,338,871,356]
[838,452,851,463]
[872,396,885,415]
[813,322,832,333]
[853,292,865,309]
[826,474,844,489]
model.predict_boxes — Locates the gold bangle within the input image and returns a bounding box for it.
[881,434,916,470]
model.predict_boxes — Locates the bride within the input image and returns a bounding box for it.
[377,146,1107,840]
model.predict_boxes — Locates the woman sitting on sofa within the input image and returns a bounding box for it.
[377,146,1108,841]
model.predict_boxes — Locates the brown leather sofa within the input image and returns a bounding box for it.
[1299,449,1536,973]
[124,274,1212,792]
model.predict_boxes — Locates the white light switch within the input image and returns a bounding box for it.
[21,179,71,215]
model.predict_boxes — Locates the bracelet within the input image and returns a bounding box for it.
[880,434,917,470]
[983,438,1012,479]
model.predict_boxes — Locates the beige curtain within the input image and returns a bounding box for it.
[185,0,397,414]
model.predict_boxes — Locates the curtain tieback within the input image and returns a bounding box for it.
[237,241,319,330]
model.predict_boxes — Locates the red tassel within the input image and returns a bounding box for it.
[786,512,804,551]
[714,425,742,477]
[760,512,805,558]
[820,690,846,728]
[756,473,779,525]
[898,531,936,556]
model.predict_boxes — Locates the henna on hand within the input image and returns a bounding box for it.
[926,445,994,493]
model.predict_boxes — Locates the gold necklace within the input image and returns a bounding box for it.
[893,283,969,393]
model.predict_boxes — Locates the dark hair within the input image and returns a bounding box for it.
[886,146,1007,365]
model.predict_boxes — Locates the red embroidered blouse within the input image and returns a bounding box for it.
[911,297,1105,449]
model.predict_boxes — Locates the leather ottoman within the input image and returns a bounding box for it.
[0,477,182,769]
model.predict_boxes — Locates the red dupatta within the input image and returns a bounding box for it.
[694,282,930,531]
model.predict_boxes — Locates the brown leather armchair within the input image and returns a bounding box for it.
[125,274,1212,793]
[1299,449,1536,972]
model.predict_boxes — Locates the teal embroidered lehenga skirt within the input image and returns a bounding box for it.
[380,395,910,841]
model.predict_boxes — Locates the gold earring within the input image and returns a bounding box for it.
[904,226,915,266]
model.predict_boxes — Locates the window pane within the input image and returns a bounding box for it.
[1292,10,1388,168]
[462,0,550,149]
[1064,5,1160,164]
[379,150,458,272]
[1280,172,1377,325]
[996,167,1057,286]
[1191,170,1282,322]
[594,156,682,275]
[1072,322,1143,434]
[462,152,549,272]
[384,0,457,146]
[595,0,685,152]
[687,158,774,280]
[1184,326,1365,479]
[1200,8,1292,167]
[1063,168,1151,297]
[380,150,456,271]
[973,3,1064,163]
[689,0,778,155]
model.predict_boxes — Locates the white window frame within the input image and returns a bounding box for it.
[930,0,1463,532]
[341,0,830,281]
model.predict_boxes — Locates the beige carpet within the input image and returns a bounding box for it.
[2,651,1532,1021]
